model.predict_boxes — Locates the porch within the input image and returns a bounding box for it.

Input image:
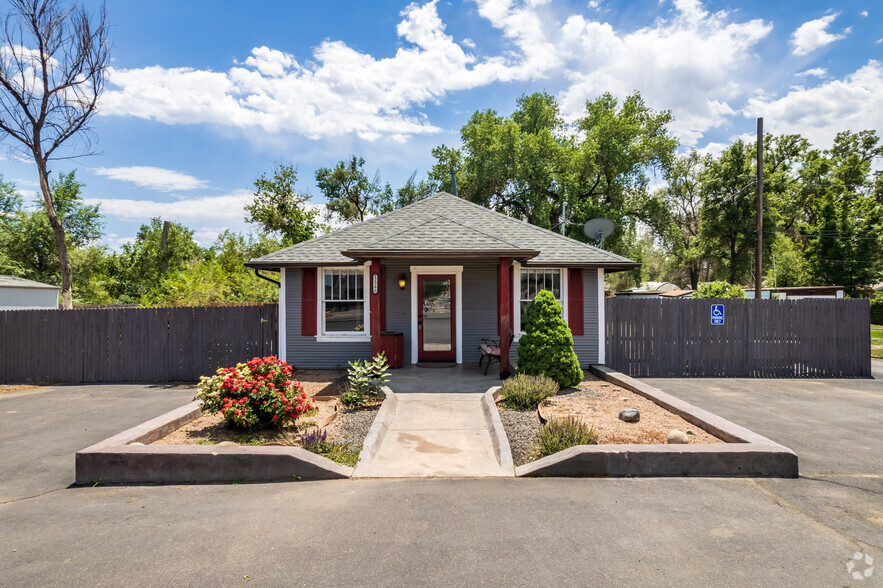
[387,362,501,394]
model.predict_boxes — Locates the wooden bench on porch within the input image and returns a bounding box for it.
[478,333,514,375]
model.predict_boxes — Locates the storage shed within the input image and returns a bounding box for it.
[0,275,59,310]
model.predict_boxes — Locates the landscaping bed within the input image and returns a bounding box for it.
[499,374,723,467]
[150,368,381,468]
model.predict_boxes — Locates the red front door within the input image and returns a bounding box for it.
[417,274,456,362]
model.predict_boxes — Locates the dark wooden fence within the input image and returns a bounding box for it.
[605,298,871,378]
[0,304,277,384]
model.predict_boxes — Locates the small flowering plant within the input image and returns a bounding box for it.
[196,356,315,430]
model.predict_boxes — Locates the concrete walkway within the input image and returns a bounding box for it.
[353,392,510,478]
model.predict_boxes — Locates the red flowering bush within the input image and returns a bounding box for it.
[196,356,315,430]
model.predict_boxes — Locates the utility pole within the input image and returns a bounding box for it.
[561,201,567,235]
[449,166,458,197]
[755,117,763,299]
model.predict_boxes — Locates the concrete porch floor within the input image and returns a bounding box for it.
[387,362,503,394]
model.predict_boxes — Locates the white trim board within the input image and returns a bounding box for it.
[597,268,605,364]
[410,265,463,364]
[315,262,372,342]
[512,261,568,340]
[278,268,287,362]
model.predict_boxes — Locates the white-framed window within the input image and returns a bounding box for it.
[514,263,567,335]
[317,265,370,341]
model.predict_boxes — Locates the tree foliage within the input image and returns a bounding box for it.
[316,156,391,223]
[429,91,676,257]
[245,164,323,246]
[693,281,746,299]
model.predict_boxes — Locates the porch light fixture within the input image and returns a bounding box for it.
[398,274,407,289]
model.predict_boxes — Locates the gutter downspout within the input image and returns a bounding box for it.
[254,268,281,287]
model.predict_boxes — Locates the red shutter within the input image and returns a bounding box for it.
[301,267,318,336]
[568,268,584,336]
[379,264,387,332]
[497,264,502,337]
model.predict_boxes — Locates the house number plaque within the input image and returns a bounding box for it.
[372,274,378,295]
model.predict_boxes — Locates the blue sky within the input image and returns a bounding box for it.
[1,0,880,247]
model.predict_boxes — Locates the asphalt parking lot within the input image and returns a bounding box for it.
[0,364,880,586]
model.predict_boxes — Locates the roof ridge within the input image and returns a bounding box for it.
[439,193,632,262]
[250,194,444,262]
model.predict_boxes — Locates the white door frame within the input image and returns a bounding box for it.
[410,265,463,364]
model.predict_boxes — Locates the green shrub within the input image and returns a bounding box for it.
[516,290,583,388]
[196,356,314,431]
[499,374,559,410]
[341,352,390,407]
[536,417,597,456]
[693,281,746,299]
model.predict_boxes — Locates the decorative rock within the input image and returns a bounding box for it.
[619,397,628,402]
[129,442,144,446]
[667,430,689,444]
[686,430,696,436]
[618,408,640,423]
[218,441,238,447]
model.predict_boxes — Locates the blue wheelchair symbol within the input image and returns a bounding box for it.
[711,304,725,325]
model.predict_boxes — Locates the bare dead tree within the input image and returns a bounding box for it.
[0,0,108,309]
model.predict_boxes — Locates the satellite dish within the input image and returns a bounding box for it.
[583,218,615,249]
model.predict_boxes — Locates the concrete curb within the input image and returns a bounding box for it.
[481,386,515,475]
[353,387,398,470]
[76,402,353,485]
[515,366,798,478]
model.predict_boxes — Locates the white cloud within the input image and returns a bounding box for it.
[100,1,517,142]
[795,67,828,78]
[85,190,331,244]
[790,13,849,56]
[552,0,772,144]
[84,190,253,226]
[95,0,777,147]
[860,10,868,17]
[744,60,883,148]
[94,166,208,191]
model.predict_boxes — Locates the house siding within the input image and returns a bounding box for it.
[284,260,600,369]
[285,268,372,368]
[510,267,600,368]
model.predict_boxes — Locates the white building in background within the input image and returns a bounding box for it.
[0,276,59,310]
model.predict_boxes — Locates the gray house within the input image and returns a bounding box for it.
[246,192,637,376]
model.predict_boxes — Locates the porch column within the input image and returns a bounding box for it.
[499,257,512,378]
[370,258,383,357]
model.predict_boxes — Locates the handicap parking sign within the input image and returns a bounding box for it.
[711,304,725,325]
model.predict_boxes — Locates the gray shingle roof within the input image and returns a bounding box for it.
[0,275,59,289]
[247,192,637,269]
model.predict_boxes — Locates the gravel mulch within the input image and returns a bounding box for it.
[498,406,542,467]
[325,401,382,451]
[497,373,724,466]
[543,376,723,445]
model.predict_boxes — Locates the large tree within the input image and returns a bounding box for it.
[429,91,676,256]
[656,151,710,289]
[316,155,390,223]
[0,0,109,308]
[244,163,323,245]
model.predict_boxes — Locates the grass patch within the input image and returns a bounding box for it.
[872,325,883,359]
[301,429,361,467]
